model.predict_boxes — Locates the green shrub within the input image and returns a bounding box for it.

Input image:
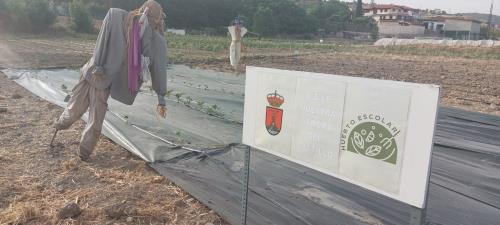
[69,0,94,33]
[5,0,56,32]
[253,6,276,36]
[0,0,7,18]
[348,16,379,40]
[307,0,350,34]
[87,2,108,19]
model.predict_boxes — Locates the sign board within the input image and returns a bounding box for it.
[242,67,440,208]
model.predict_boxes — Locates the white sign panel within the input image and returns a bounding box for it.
[242,67,440,208]
[339,84,411,194]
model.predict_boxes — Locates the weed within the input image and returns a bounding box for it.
[184,96,193,107]
[174,93,184,103]
[197,101,205,110]
[166,90,174,98]
[207,104,224,117]
[175,130,183,143]
[207,107,216,116]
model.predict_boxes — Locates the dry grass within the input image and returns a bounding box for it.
[0,72,227,224]
[61,158,79,173]
[0,202,41,225]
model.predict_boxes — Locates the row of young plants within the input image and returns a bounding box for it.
[167,33,342,52]
[164,90,229,120]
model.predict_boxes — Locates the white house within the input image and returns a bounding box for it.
[362,4,425,38]
[421,16,481,40]
[363,4,420,22]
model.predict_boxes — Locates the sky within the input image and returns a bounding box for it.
[361,0,499,15]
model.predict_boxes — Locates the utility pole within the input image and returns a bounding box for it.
[356,0,363,17]
[487,0,494,39]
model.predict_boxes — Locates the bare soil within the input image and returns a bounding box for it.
[0,73,226,223]
[242,51,500,115]
[188,49,499,116]
[1,35,496,115]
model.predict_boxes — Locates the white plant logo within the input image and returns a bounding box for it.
[340,114,401,164]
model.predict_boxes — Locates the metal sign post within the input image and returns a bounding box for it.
[409,207,424,225]
[240,145,251,225]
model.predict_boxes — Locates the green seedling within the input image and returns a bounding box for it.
[174,92,184,103]
[207,104,224,117]
[184,96,193,107]
[197,101,205,110]
[165,90,174,98]
[207,107,216,116]
[175,130,183,144]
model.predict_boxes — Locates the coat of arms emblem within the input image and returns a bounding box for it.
[265,91,285,135]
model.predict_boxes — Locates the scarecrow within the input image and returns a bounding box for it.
[228,17,247,70]
[51,0,168,161]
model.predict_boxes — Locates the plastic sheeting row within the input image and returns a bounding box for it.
[374,38,500,47]
[2,67,499,225]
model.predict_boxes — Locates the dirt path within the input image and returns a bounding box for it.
[0,36,91,69]
[0,72,226,224]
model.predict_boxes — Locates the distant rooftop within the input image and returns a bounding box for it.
[422,15,482,23]
[363,4,417,11]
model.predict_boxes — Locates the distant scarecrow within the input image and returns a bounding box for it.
[228,17,247,70]
[52,0,168,161]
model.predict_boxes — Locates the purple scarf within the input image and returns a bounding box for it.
[128,19,141,95]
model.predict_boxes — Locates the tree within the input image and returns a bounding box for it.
[481,26,500,40]
[5,0,56,32]
[355,0,363,18]
[252,6,276,36]
[248,0,317,36]
[0,0,6,18]
[160,0,237,29]
[69,0,95,33]
[350,16,378,40]
[27,0,57,31]
[308,0,351,34]
[238,0,264,25]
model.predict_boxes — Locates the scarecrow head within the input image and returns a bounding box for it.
[126,0,166,43]
[139,0,166,33]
